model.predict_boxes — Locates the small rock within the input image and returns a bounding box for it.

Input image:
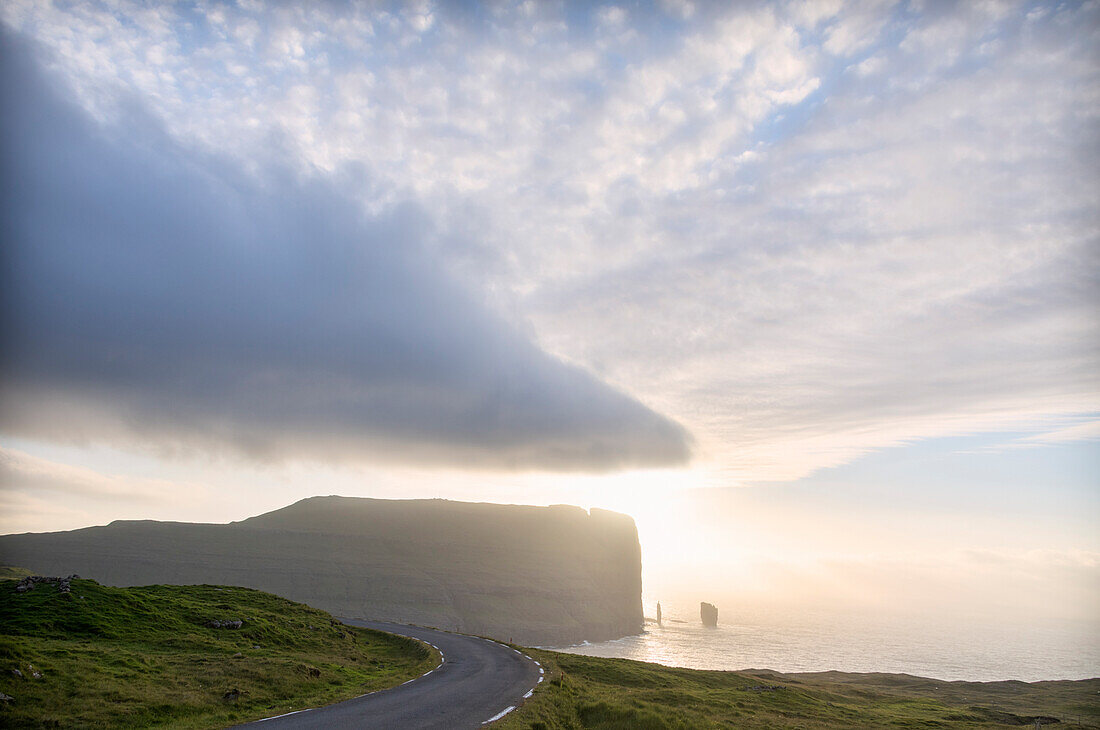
[223,688,240,702]
[744,684,784,692]
[10,669,23,679]
[232,652,243,658]
[0,692,13,702]
[252,645,261,650]
[27,665,42,680]
[13,574,79,594]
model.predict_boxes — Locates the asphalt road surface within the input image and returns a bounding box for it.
[233,619,543,729]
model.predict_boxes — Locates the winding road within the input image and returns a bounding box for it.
[233,619,543,729]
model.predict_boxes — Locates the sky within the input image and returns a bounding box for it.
[0,0,1097,626]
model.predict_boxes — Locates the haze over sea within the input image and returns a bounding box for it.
[555,601,1100,683]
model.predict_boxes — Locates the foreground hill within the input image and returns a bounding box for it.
[0,577,435,728]
[506,651,1100,729]
[0,496,643,645]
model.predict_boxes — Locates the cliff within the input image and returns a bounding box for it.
[0,496,644,645]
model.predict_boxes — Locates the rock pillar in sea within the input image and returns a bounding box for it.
[700,601,718,627]
[656,601,662,626]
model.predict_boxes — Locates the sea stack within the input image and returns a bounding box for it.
[657,601,663,626]
[700,601,718,627]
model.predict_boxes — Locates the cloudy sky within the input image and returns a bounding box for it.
[1,0,1097,624]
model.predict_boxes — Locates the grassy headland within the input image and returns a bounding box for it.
[502,649,1100,729]
[0,577,437,728]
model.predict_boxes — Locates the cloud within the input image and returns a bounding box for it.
[0,448,155,502]
[519,1,1100,479]
[1019,420,1100,446]
[0,1,1095,485]
[820,0,896,56]
[0,30,690,471]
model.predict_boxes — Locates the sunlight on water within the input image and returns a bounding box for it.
[553,604,1100,682]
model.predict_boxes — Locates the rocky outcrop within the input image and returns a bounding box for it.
[700,601,718,627]
[14,575,78,594]
[0,496,644,645]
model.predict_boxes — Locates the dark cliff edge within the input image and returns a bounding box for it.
[0,496,643,645]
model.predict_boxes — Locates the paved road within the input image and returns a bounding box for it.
[233,619,543,729]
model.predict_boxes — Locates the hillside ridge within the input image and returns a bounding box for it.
[0,496,644,645]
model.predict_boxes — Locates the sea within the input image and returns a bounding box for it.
[551,603,1100,682]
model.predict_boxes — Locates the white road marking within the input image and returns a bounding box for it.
[482,705,516,724]
[256,708,311,722]
[340,622,542,727]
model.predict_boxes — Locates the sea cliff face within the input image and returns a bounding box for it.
[0,496,643,645]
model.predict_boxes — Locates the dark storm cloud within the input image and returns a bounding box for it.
[0,32,690,470]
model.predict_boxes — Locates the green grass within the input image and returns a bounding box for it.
[0,566,33,581]
[501,650,1100,729]
[0,578,437,728]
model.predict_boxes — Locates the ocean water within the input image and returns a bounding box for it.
[553,604,1100,682]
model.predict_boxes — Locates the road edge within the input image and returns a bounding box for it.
[247,623,445,724]
[477,637,545,725]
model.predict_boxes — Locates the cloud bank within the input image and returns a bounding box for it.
[0,31,690,470]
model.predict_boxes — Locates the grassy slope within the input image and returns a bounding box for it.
[502,650,1100,729]
[0,567,34,580]
[0,578,437,729]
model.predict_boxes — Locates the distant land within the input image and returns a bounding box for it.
[0,496,643,645]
